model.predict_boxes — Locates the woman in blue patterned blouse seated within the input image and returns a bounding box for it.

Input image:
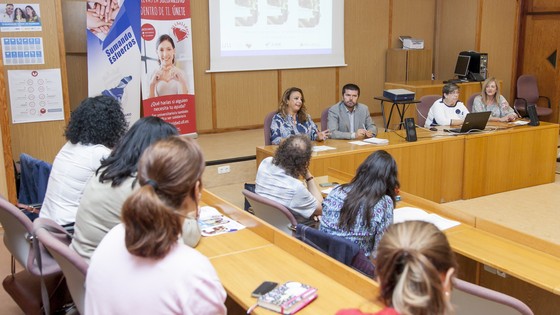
[320,150,399,258]
[270,87,330,145]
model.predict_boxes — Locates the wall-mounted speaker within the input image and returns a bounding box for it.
[404,117,417,142]
[527,104,540,126]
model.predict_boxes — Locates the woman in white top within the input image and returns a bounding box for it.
[472,77,518,122]
[148,34,189,97]
[86,137,227,315]
[39,95,127,227]
[424,83,469,128]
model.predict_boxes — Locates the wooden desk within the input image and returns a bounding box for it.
[399,192,560,315]
[257,123,558,203]
[201,188,560,314]
[462,122,558,198]
[199,190,381,315]
[258,131,465,203]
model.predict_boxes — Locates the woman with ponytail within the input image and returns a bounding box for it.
[85,137,227,315]
[337,221,457,315]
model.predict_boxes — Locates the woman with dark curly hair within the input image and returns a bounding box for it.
[39,95,127,228]
[320,150,399,259]
[269,87,330,145]
[72,116,179,262]
[255,134,323,225]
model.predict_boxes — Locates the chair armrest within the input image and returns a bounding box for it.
[538,95,551,108]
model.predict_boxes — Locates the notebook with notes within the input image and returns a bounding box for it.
[445,111,491,133]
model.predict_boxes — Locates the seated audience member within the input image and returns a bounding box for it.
[320,150,398,257]
[337,221,458,315]
[86,137,227,315]
[39,95,127,228]
[270,87,330,145]
[255,134,323,225]
[424,83,469,128]
[327,83,377,139]
[71,116,179,262]
[472,77,518,122]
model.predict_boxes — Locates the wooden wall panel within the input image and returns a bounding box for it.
[280,68,336,118]
[479,0,518,101]
[62,0,87,53]
[392,0,436,50]
[0,58,15,202]
[340,0,389,114]
[435,0,478,80]
[530,0,560,11]
[5,0,70,163]
[190,0,213,131]
[521,17,560,123]
[66,55,88,111]
[55,1,525,133]
[214,71,278,129]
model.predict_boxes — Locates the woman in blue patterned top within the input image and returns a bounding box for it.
[320,150,399,258]
[270,87,330,145]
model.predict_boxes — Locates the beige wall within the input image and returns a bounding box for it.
[60,0,520,133]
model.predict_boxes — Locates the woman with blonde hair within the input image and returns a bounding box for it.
[337,221,457,315]
[472,77,517,122]
[270,87,330,144]
[86,137,227,315]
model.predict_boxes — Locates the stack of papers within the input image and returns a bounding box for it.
[312,145,336,152]
[198,206,245,236]
[393,207,460,231]
[362,137,389,145]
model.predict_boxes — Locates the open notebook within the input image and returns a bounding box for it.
[393,207,460,231]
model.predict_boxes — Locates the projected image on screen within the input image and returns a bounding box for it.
[209,0,345,72]
[223,0,330,56]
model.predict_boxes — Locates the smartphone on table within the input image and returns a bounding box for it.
[251,281,278,297]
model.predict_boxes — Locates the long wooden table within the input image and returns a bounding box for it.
[256,122,558,202]
[199,190,382,315]
[200,188,560,315]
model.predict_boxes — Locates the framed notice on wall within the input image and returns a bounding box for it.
[7,68,64,124]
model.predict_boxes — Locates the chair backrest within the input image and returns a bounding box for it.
[417,95,440,127]
[320,107,329,131]
[242,189,297,234]
[451,278,534,315]
[295,224,374,277]
[466,93,479,113]
[34,218,88,315]
[0,196,60,276]
[264,111,277,145]
[516,74,539,104]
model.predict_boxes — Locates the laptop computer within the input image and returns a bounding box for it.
[445,111,491,133]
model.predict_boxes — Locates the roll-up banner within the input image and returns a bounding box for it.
[86,0,142,125]
[140,0,196,135]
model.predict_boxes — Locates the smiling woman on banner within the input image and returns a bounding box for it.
[148,34,189,97]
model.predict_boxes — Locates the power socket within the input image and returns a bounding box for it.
[217,165,231,174]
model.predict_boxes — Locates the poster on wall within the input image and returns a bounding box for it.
[0,3,42,32]
[8,69,64,124]
[140,0,196,135]
[2,37,44,65]
[86,0,142,124]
